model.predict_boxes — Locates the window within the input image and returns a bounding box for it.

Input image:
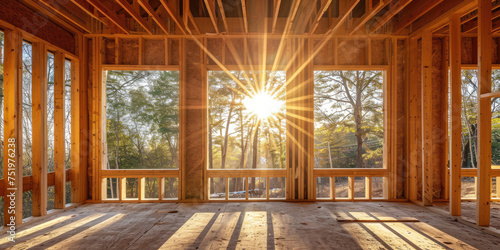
[314,70,384,169]
[208,71,286,169]
[105,70,179,169]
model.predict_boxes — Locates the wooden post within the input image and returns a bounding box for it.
[70,59,82,203]
[54,51,66,209]
[477,0,492,227]
[77,34,89,203]
[32,42,48,216]
[421,30,433,206]
[3,29,23,226]
[449,13,462,216]
[180,38,207,200]
[408,37,420,202]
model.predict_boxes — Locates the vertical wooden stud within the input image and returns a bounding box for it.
[449,13,462,216]
[70,59,81,203]
[32,42,48,216]
[421,31,434,206]
[54,51,66,209]
[3,30,23,226]
[477,0,492,227]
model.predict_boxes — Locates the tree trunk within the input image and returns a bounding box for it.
[221,100,235,169]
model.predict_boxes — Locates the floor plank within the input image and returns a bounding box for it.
[1,202,499,249]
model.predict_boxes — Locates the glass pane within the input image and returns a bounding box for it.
[209,177,225,200]
[316,177,331,199]
[269,177,286,199]
[105,71,179,169]
[144,178,159,199]
[208,71,286,169]
[335,177,349,199]
[164,177,178,200]
[314,71,384,169]
[248,177,266,199]
[228,177,246,199]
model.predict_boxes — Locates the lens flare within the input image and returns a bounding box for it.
[243,92,283,119]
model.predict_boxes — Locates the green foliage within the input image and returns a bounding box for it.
[314,71,384,169]
[106,70,180,170]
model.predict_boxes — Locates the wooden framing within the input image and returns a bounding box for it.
[421,30,433,206]
[2,29,23,226]
[31,42,48,217]
[54,51,66,209]
[449,13,461,216]
[476,0,492,227]
[5,0,500,232]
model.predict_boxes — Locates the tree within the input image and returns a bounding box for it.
[315,70,384,169]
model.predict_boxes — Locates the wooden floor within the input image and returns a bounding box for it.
[1,202,500,249]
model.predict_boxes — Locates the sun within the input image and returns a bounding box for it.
[243,92,283,119]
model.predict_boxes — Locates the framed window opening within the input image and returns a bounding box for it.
[101,69,181,202]
[313,67,390,201]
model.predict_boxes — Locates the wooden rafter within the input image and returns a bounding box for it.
[204,0,219,34]
[38,0,91,33]
[241,0,248,33]
[326,0,360,35]
[368,0,413,34]
[188,11,201,34]
[283,0,302,34]
[86,0,129,34]
[137,0,169,35]
[115,0,153,35]
[217,0,229,33]
[272,0,282,33]
[410,0,477,36]
[70,0,100,20]
[159,0,187,35]
[309,0,333,35]
[463,9,500,33]
[393,0,444,33]
[349,0,389,35]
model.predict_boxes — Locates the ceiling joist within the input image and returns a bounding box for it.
[326,0,360,35]
[309,0,333,35]
[137,0,169,35]
[85,0,129,34]
[349,0,389,35]
[159,0,187,35]
[393,0,444,33]
[204,0,219,34]
[368,0,413,34]
[115,0,153,35]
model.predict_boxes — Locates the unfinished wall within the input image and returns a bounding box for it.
[0,0,75,54]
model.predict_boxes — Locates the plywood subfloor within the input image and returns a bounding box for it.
[434,201,500,231]
[1,202,500,249]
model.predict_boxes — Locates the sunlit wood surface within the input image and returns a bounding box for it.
[1,202,499,249]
